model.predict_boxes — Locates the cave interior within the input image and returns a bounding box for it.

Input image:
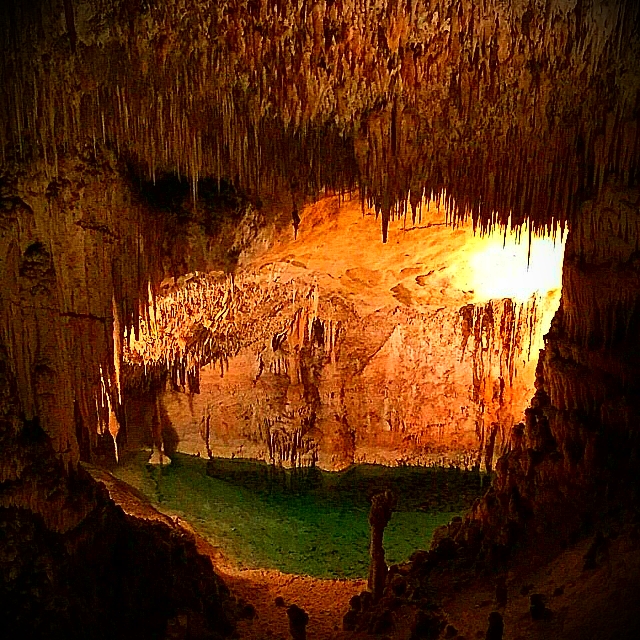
[1,1,640,639]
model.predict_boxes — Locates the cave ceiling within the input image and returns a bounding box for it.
[1,0,639,240]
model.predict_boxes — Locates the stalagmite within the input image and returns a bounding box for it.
[287,604,309,640]
[368,489,397,602]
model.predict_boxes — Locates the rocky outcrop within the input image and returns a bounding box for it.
[0,344,237,640]
[469,183,640,548]
[338,183,640,637]
[0,153,269,463]
[0,154,262,638]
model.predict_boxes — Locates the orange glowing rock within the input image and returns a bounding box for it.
[124,194,565,471]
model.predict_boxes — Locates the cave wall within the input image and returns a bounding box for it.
[1,0,637,464]
[0,154,268,464]
[145,289,547,471]
[471,182,640,548]
[121,195,559,472]
[0,337,236,640]
[0,155,260,638]
[1,155,148,468]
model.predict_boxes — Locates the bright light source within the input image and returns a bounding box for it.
[467,226,565,303]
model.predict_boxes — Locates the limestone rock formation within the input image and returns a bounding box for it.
[0,344,237,640]
[0,152,262,638]
[2,1,638,236]
[1,0,639,636]
[125,198,559,471]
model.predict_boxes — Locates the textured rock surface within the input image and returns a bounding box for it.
[0,153,272,463]
[131,197,561,470]
[1,0,639,636]
[0,345,237,640]
[1,1,638,235]
[343,183,640,637]
[0,154,262,637]
[1,0,637,474]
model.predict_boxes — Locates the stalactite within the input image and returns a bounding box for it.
[457,294,548,470]
[124,271,332,396]
[1,0,638,241]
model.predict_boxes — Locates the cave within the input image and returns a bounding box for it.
[1,1,639,640]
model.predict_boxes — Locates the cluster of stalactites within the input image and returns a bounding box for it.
[123,271,337,394]
[1,0,638,240]
[259,415,320,469]
[460,294,542,448]
[460,296,541,384]
[458,294,544,466]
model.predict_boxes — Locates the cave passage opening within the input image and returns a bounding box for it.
[114,194,566,578]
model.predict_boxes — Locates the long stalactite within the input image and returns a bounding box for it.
[1,1,638,241]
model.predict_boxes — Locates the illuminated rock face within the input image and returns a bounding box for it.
[0,0,639,634]
[153,294,550,470]
[0,0,634,481]
[0,156,247,467]
[469,183,640,546]
[137,197,563,471]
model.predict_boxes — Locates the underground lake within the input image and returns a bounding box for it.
[112,453,486,579]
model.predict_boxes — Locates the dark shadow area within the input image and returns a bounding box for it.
[0,349,237,640]
[125,167,262,275]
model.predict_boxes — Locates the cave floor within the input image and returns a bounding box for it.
[221,565,366,640]
[231,525,640,640]
[170,503,640,640]
[90,465,640,639]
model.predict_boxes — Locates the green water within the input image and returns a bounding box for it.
[112,453,484,579]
